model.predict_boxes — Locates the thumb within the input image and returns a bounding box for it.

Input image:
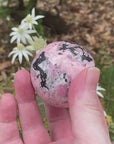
[68,67,111,144]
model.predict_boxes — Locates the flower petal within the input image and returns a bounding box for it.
[29,23,32,29]
[24,34,32,41]
[17,38,21,44]
[35,15,44,20]
[11,27,17,31]
[27,38,34,45]
[13,47,18,50]
[27,29,36,34]
[21,19,26,25]
[36,50,40,54]
[33,36,38,41]
[18,52,23,64]
[26,46,34,51]
[97,85,105,91]
[10,32,17,36]
[104,111,107,117]
[32,21,38,25]
[10,35,17,43]
[21,36,26,44]
[22,51,29,62]
[32,8,35,17]
[11,53,18,64]
[96,91,104,98]
[8,50,17,57]
[24,50,33,56]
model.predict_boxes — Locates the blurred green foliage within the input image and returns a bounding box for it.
[25,0,37,15]
[100,66,114,141]
[95,52,114,141]
[0,7,12,19]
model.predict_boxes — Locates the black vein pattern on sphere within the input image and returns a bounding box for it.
[33,52,49,90]
[63,73,67,82]
[59,43,93,62]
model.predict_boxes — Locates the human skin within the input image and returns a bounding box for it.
[0,67,111,144]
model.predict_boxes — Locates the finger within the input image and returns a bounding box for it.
[44,103,73,142]
[69,67,111,144]
[0,93,23,144]
[14,70,50,144]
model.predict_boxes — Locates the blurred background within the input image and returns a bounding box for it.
[0,0,114,141]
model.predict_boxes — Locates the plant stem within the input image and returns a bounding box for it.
[33,25,39,37]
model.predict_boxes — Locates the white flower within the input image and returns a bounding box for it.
[96,83,106,98]
[8,43,33,64]
[26,36,47,53]
[22,8,44,29]
[10,24,36,44]
[6,16,11,21]
[104,111,107,117]
[1,0,8,6]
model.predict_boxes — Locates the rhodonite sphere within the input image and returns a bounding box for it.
[31,41,95,107]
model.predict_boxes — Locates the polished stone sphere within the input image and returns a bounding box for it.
[31,41,95,107]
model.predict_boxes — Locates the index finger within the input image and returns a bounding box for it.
[14,70,50,144]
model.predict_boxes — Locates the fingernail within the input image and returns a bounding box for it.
[14,70,35,103]
[86,67,100,90]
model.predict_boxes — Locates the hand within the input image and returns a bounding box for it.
[0,68,111,144]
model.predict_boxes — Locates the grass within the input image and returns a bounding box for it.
[100,65,114,141]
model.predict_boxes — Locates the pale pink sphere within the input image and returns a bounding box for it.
[31,41,95,107]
